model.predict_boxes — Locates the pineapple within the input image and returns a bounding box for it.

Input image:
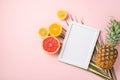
[95,19,120,69]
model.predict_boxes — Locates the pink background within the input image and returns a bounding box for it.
[0,0,120,80]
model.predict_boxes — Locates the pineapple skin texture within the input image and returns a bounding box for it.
[95,44,118,69]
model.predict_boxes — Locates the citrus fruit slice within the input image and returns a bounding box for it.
[38,27,49,38]
[42,36,60,54]
[49,23,62,37]
[57,9,67,20]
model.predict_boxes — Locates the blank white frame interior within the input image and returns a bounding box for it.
[58,22,100,69]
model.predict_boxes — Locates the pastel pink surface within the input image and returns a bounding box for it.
[0,0,120,80]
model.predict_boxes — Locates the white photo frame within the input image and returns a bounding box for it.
[58,22,100,69]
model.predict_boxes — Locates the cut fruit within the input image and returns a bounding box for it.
[57,9,67,20]
[42,36,60,54]
[49,23,62,37]
[38,27,49,38]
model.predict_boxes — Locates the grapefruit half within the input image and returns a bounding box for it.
[42,36,60,54]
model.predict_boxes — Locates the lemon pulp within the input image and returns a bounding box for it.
[38,27,49,38]
[57,10,67,20]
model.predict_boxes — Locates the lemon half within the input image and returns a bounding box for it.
[38,27,49,38]
[57,9,67,20]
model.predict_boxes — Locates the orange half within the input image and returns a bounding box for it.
[38,27,49,38]
[42,36,60,54]
[49,23,62,37]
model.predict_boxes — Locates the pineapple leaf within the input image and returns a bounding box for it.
[107,18,120,46]
[116,29,120,34]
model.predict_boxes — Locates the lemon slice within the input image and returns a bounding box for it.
[57,9,67,20]
[49,23,62,37]
[42,36,60,54]
[38,27,49,38]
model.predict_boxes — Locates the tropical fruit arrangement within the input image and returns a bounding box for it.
[38,22,66,54]
[38,9,120,80]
